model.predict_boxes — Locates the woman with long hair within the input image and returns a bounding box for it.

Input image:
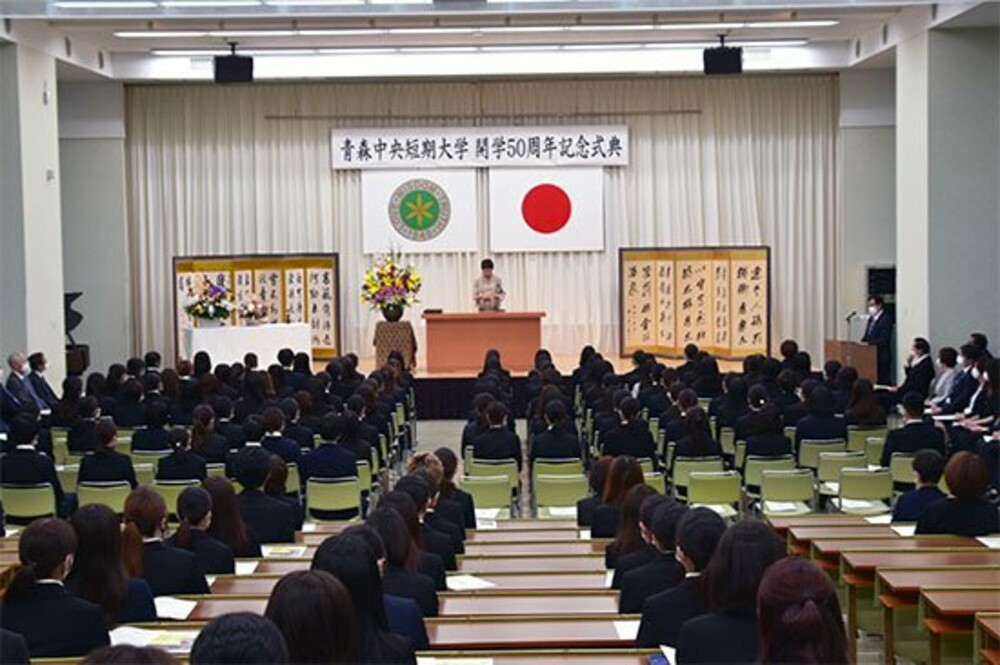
[605,483,658,569]
[52,375,84,428]
[190,404,229,463]
[366,507,439,617]
[167,486,235,574]
[155,428,207,481]
[592,455,645,538]
[434,446,476,529]
[845,378,887,427]
[265,571,357,664]
[378,491,445,590]
[203,476,261,558]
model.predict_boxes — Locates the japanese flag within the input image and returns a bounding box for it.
[488,167,605,252]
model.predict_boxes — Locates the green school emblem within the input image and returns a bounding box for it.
[388,178,450,242]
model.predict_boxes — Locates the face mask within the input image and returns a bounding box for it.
[972,368,982,381]
[958,355,966,366]
[867,306,878,316]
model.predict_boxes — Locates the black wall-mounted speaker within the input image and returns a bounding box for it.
[703,46,743,75]
[214,55,254,83]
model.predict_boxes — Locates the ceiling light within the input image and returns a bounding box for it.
[152,48,230,55]
[479,45,560,52]
[367,0,434,4]
[316,47,397,54]
[116,30,209,37]
[562,43,642,50]
[264,0,364,5]
[656,22,744,31]
[160,1,261,7]
[206,29,297,36]
[748,20,838,28]
[56,1,157,7]
[731,39,808,47]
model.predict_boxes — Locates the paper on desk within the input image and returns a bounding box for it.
[865,514,893,524]
[4,528,19,537]
[111,626,159,648]
[204,576,217,588]
[416,658,494,665]
[613,620,640,640]
[977,536,1000,549]
[261,545,308,558]
[763,501,800,513]
[823,482,840,494]
[891,524,916,537]
[605,570,615,588]
[301,522,318,533]
[546,507,577,518]
[150,630,199,653]
[154,596,197,620]
[838,498,884,511]
[932,414,960,421]
[235,560,259,575]
[661,645,677,664]
[446,574,497,591]
[475,508,501,519]
[579,529,592,540]
[477,519,498,530]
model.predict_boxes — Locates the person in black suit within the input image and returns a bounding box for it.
[379,491,446,590]
[212,397,246,450]
[888,337,936,400]
[111,378,146,428]
[68,396,101,454]
[264,569,357,664]
[592,456,645,539]
[167,486,235,575]
[263,456,304,531]
[619,502,687,613]
[156,428,208,481]
[933,345,984,415]
[472,401,522,469]
[793,387,848,449]
[0,518,110,657]
[78,419,137,489]
[260,406,302,466]
[0,629,30,665]
[189,404,230,464]
[233,446,296,544]
[190,613,290,665]
[131,400,171,452]
[743,405,793,469]
[861,294,894,385]
[320,412,373,467]
[881,392,947,467]
[301,415,361,521]
[279,397,315,450]
[395,475,460,567]
[782,378,816,427]
[367,507,440,617]
[636,507,726,648]
[602,397,657,467]
[673,407,722,460]
[434,447,477,530]
[916,451,1000,537]
[612,493,672,587]
[25,352,58,409]
[530,400,582,462]
[0,415,70,518]
[122,486,210,596]
[405,453,466,539]
[676,519,786,664]
[5,352,46,411]
[576,456,613,528]
[892,449,948,522]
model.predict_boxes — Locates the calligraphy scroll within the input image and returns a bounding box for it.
[620,247,770,359]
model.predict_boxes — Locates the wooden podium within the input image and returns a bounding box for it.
[423,312,545,374]
[824,339,878,383]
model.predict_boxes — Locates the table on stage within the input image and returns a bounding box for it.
[182,323,311,365]
[423,311,545,373]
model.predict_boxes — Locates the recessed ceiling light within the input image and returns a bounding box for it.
[748,20,838,28]
[206,29,297,36]
[116,30,209,37]
[367,0,434,5]
[160,1,262,7]
[264,0,364,5]
[656,22,744,31]
[56,1,158,8]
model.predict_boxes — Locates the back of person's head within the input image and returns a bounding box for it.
[650,501,688,552]
[264,455,289,497]
[684,406,710,440]
[614,483,658,555]
[752,404,784,437]
[68,504,127,621]
[94,418,118,452]
[588,456,614,496]
[808,386,835,416]
[434,446,459,482]
[377,491,422,546]
[190,612,288,665]
[234,446,272,490]
[275,348,294,368]
[900,391,925,419]
[144,400,169,428]
[405,452,445,487]
[705,519,786,613]
[203,476,250,555]
[970,332,990,350]
[122,378,144,404]
[125,357,145,377]
[10,414,39,446]
[279,397,300,425]
[144,351,162,369]
[366,506,416,570]
[757,557,849,664]
[484,400,508,427]
[960,343,984,365]
[265,570,357,664]
[544,399,569,430]
[262,406,285,433]
[82,646,178,664]
[617,396,641,422]
[676,507,727,572]
[168,427,191,453]
[142,372,162,395]
[912,449,945,485]
[938,346,958,368]
[3,518,77,599]
[944,451,989,501]
[395,474,431,512]
[747,385,769,410]
[292,352,312,374]
[779,339,799,360]
[676,389,699,412]
[603,456,645,506]
[823,360,841,382]
[243,414,266,443]
[684,343,699,361]
[638,493,673,533]
[122,487,167,577]
[174,486,213,549]
[213,396,234,420]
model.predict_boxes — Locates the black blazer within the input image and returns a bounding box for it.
[28,373,58,409]
[530,428,581,461]
[0,447,65,510]
[591,504,621,539]
[0,583,109,658]
[383,566,439,617]
[472,428,522,468]
[131,427,171,452]
[0,628,30,664]
[602,421,657,464]
[450,487,477,529]
[284,423,315,449]
[744,434,793,461]
[421,523,457,570]
[78,449,137,488]
[418,551,447,591]
[636,576,708,648]
[216,420,246,450]
[156,451,207,481]
[577,495,602,527]
[262,434,302,465]
[880,421,946,467]
[384,594,430,650]
[67,419,98,454]
[674,437,723,460]
[619,553,684,614]
[916,498,1000,537]
[194,433,231,464]
[897,356,936,397]
[140,540,210,596]
[238,489,296,544]
[434,498,467,537]
[167,529,235,574]
[794,414,848,445]
[677,610,758,664]
[427,511,465,552]
[610,544,657,588]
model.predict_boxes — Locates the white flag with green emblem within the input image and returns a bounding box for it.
[361,170,478,254]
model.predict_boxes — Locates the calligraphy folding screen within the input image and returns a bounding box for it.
[173,254,341,361]
[620,247,770,359]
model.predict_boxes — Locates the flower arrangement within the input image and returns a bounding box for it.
[238,297,268,322]
[184,278,233,321]
[360,252,422,315]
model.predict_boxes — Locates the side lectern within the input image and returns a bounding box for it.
[824,339,878,383]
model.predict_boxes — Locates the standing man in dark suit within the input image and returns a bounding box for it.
[861,294,894,385]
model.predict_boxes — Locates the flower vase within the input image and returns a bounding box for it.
[381,303,404,322]
[198,318,224,329]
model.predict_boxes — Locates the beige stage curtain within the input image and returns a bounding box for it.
[124,75,838,365]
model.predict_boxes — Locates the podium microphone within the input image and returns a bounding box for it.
[844,310,857,324]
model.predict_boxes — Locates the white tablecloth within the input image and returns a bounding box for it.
[182,323,312,367]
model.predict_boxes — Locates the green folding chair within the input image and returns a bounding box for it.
[672,456,724,500]
[817,451,868,496]
[285,462,302,498]
[743,455,796,500]
[356,460,373,494]
[719,427,736,463]
[637,457,656,475]
[645,472,668,495]
[797,439,847,471]
[535,475,588,511]
[830,468,893,515]
[889,453,917,492]
[206,463,227,478]
[847,426,888,452]
[687,471,741,519]
[306,477,361,522]
[532,458,583,478]
[134,463,156,487]
[865,437,886,467]
[460,475,510,510]
[57,464,79,491]
[759,469,815,516]
[152,479,201,518]
[77,481,132,514]
[469,458,519,497]
[0,483,57,523]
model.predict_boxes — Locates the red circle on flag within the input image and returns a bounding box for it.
[521,183,572,234]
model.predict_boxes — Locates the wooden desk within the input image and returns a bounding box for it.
[787,524,895,554]
[438,591,620,617]
[417,650,655,664]
[427,616,639,650]
[423,312,545,373]
[811,536,980,570]
[462,542,605,556]
[975,613,1000,665]
[923,590,1000,665]
[766,514,868,536]
[295,531,597,547]
[457,555,606,574]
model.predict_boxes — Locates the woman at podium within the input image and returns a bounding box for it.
[473,259,505,312]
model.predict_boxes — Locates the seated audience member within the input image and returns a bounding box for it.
[318,411,372,465]
[593,456,645,538]
[636,508,727,648]
[379,491,446,590]
[916,451,1000,537]
[212,397,246,450]
[929,346,960,405]
[81,645,178,664]
[68,396,101,454]
[264,455,304,530]
[734,386,770,442]
[395,474,460,566]
[0,629,29,665]
[606,483,658,570]
[131,400,171,452]
[264,570,357,664]
[935,345,983,414]
[112,378,146,428]
[955,357,999,421]
[367,507,439,617]
[302,415,360,509]
[832,366,858,413]
[603,397,657,466]
[0,518,110,657]
[619,501,687,613]
[794,386,848,447]
[340,524,430,650]
[156,428,207,481]
[122,487,209,596]
[22,352,58,409]
[662,389,700,444]
[261,406,302,465]
[203,476,262,558]
[471,400,522,468]
[676,519,786,664]
[577,456,613,528]
[190,613,288,665]
[892,450,947,523]
[844,379,887,427]
[78,419,137,489]
[189,404,229,464]
[232,446,296,544]
[279,397,314,450]
[881,392,946,467]
[530,400,581,462]
[757,557,850,664]
[714,376,750,438]
[612,493,673,588]
[673,407,722,459]
[406,453,466,539]
[167,486,235,574]
[432,450,478,532]
[1,415,70,518]
[66,504,157,625]
[743,404,793,465]
[310,535,416,664]
[783,378,817,427]
[892,337,936,398]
